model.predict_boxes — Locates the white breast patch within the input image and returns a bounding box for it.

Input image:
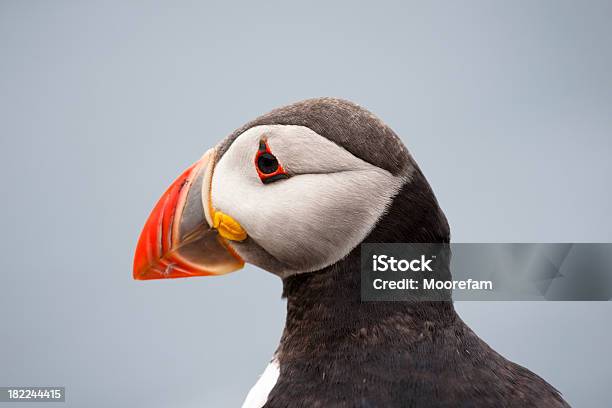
[241,359,280,408]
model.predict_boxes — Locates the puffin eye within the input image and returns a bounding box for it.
[255,140,288,184]
[257,152,279,174]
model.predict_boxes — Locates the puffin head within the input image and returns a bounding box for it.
[133,98,449,281]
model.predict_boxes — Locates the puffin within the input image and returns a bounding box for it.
[133,98,570,407]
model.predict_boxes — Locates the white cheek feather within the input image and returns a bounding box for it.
[212,125,405,274]
[241,359,280,408]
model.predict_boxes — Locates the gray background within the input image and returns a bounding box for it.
[1,1,610,407]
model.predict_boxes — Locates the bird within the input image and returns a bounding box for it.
[133,98,570,407]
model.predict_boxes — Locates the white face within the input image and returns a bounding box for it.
[210,125,405,276]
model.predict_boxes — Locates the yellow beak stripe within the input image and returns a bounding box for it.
[213,211,247,242]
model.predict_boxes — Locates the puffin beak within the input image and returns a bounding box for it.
[133,149,246,280]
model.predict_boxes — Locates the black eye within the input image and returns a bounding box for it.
[254,139,288,184]
[257,152,279,174]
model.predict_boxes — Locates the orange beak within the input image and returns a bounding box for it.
[133,149,244,280]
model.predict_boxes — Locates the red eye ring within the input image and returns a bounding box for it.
[254,139,288,184]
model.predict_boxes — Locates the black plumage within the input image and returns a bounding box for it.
[214,98,569,407]
[265,178,569,407]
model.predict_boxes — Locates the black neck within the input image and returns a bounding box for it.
[282,253,455,333]
[278,174,455,356]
